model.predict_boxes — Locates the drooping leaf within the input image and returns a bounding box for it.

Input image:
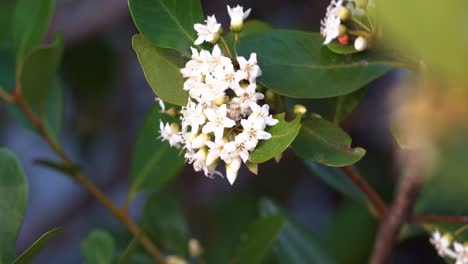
[21,34,63,111]
[128,0,203,56]
[237,30,393,98]
[326,40,358,55]
[13,227,62,264]
[140,191,189,257]
[13,0,55,64]
[232,215,285,264]
[292,114,366,166]
[82,230,116,264]
[128,104,185,199]
[259,199,336,264]
[249,113,302,164]
[305,161,369,207]
[132,34,188,106]
[0,149,28,264]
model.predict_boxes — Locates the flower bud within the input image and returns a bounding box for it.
[166,255,188,264]
[227,5,251,32]
[354,36,368,52]
[355,0,368,8]
[170,123,181,132]
[192,134,210,149]
[246,161,258,175]
[226,157,242,185]
[214,95,227,106]
[210,29,222,44]
[189,239,203,257]
[293,104,307,115]
[166,107,179,118]
[337,6,351,21]
[338,24,347,36]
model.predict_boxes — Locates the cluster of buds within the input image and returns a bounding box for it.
[159,5,278,185]
[320,0,375,52]
[430,230,468,263]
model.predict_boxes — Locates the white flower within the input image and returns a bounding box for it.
[194,15,221,45]
[237,53,262,83]
[213,63,247,90]
[155,97,166,112]
[320,0,344,45]
[224,132,257,163]
[207,45,231,72]
[202,105,236,140]
[233,83,264,112]
[227,5,251,31]
[455,243,468,264]
[191,134,210,149]
[181,101,206,133]
[226,156,242,185]
[206,139,229,166]
[430,231,455,258]
[248,103,279,128]
[240,118,272,145]
[159,121,183,148]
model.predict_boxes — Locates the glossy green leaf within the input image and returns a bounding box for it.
[13,0,55,63]
[259,199,335,264]
[132,34,188,106]
[82,230,116,264]
[249,113,302,164]
[13,227,62,264]
[232,215,285,264]
[0,149,28,264]
[128,104,185,198]
[305,161,369,207]
[129,0,203,56]
[141,191,189,256]
[326,40,358,55]
[237,30,393,98]
[21,34,63,110]
[292,115,366,166]
[225,20,272,52]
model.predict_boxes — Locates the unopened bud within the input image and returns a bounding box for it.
[170,123,180,132]
[338,24,347,36]
[214,95,227,106]
[355,0,368,8]
[442,233,453,244]
[189,239,203,257]
[166,255,188,264]
[293,104,307,115]
[226,157,242,185]
[192,134,210,149]
[166,107,179,118]
[337,6,351,21]
[354,36,368,52]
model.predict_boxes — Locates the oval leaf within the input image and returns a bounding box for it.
[232,215,285,264]
[249,113,302,164]
[326,40,358,55]
[82,230,116,264]
[292,115,366,166]
[259,199,336,264]
[128,104,185,198]
[0,149,28,264]
[141,191,189,256]
[13,0,55,63]
[237,30,393,98]
[132,34,188,106]
[129,0,203,56]
[13,227,62,264]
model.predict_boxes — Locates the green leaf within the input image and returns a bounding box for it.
[82,230,116,264]
[118,237,139,264]
[237,30,393,98]
[225,20,273,52]
[259,199,336,264]
[0,3,15,45]
[232,215,285,264]
[292,115,366,166]
[13,227,62,264]
[21,34,63,110]
[128,104,185,198]
[305,161,369,207]
[0,149,28,264]
[249,113,302,164]
[326,40,358,55]
[128,0,203,56]
[141,191,189,256]
[13,0,55,64]
[132,34,188,106]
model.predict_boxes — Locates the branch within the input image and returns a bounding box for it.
[10,87,167,264]
[412,214,468,224]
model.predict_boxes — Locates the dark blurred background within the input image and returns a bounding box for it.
[0,0,442,263]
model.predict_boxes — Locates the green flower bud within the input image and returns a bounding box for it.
[293,104,307,115]
[355,0,368,9]
[337,6,351,21]
[338,24,347,36]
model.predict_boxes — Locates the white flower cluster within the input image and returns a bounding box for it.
[159,5,278,185]
[321,0,374,51]
[430,230,468,263]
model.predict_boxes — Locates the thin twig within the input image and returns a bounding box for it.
[11,86,167,264]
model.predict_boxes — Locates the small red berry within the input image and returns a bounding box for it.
[338,34,350,45]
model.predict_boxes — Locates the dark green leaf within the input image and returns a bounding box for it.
[0,149,28,264]
[0,3,14,45]
[232,215,285,264]
[141,191,189,256]
[249,113,302,164]
[13,227,62,264]
[305,161,369,207]
[326,40,358,55]
[237,30,393,98]
[292,114,366,166]
[128,104,185,198]
[82,230,116,264]
[118,237,139,264]
[13,0,55,63]
[21,34,63,110]
[132,34,188,106]
[129,0,203,56]
[225,20,273,52]
[259,199,336,264]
